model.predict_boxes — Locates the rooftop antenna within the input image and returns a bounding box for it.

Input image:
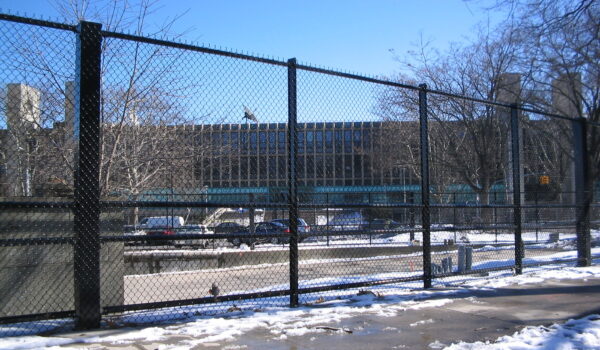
[242,105,258,123]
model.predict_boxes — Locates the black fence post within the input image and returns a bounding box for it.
[572,118,591,267]
[288,58,299,307]
[73,20,102,329]
[419,84,432,288]
[510,105,523,274]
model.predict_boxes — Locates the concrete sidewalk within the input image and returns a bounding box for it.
[60,278,600,349]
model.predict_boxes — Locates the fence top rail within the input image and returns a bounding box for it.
[2,13,597,127]
[100,29,290,68]
[0,13,76,31]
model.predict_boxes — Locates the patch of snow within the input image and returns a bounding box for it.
[444,314,600,350]
[410,319,435,327]
[429,340,448,348]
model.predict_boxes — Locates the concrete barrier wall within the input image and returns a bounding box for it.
[124,244,469,275]
[0,200,125,317]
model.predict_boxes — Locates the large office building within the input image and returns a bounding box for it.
[194,122,415,190]
[0,83,417,203]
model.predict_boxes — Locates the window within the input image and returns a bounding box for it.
[212,133,221,154]
[259,131,267,153]
[298,131,305,154]
[315,131,323,153]
[354,155,362,180]
[268,156,277,178]
[335,130,343,151]
[306,131,314,152]
[231,161,239,180]
[241,157,250,180]
[335,155,343,178]
[231,132,238,150]
[268,131,276,154]
[249,156,258,179]
[221,160,230,182]
[241,133,248,153]
[325,156,333,178]
[344,130,352,152]
[363,157,372,179]
[278,131,286,153]
[298,156,305,179]
[344,155,353,178]
[316,155,324,177]
[193,162,202,181]
[278,156,286,180]
[259,156,267,179]
[353,130,361,149]
[222,132,229,147]
[306,155,314,179]
[362,129,370,148]
[250,132,257,154]
[325,130,333,152]
[212,157,220,179]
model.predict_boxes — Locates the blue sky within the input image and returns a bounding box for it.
[1,0,505,77]
[1,1,507,125]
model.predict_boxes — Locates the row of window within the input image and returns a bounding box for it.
[202,177,411,189]
[197,129,377,155]
[194,155,414,187]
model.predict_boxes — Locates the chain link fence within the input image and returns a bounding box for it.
[0,14,598,336]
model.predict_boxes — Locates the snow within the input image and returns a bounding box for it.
[0,230,599,349]
[445,315,600,350]
[3,262,600,349]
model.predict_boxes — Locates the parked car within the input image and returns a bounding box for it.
[366,219,405,238]
[174,224,214,248]
[329,211,368,231]
[213,221,246,234]
[367,219,403,230]
[124,216,185,236]
[228,222,287,247]
[270,218,310,242]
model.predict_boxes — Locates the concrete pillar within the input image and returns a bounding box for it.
[5,83,41,196]
[552,74,582,205]
[496,73,524,205]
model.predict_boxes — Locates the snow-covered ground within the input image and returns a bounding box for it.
[445,315,600,350]
[1,251,600,349]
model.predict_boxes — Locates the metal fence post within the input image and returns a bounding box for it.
[419,84,432,288]
[510,105,523,274]
[572,118,591,267]
[288,58,299,307]
[73,20,102,329]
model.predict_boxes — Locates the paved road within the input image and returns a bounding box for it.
[124,247,559,304]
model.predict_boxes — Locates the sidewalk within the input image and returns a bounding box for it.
[55,276,600,349]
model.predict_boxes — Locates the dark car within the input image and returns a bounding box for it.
[213,221,245,234]
[228,222,287,247]
[270,218,310,242]
[366,219,405,238]
[367,219,402,230]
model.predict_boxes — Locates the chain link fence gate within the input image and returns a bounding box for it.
[0,13,597,336]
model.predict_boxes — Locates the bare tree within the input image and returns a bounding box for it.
[1,0,215,208]
[379,28,523,222]
[477,0,600,183]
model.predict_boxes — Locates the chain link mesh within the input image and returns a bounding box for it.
[0,18,77,335]
[0,15,597,335]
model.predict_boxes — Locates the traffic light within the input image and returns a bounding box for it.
[539,175,550,185]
